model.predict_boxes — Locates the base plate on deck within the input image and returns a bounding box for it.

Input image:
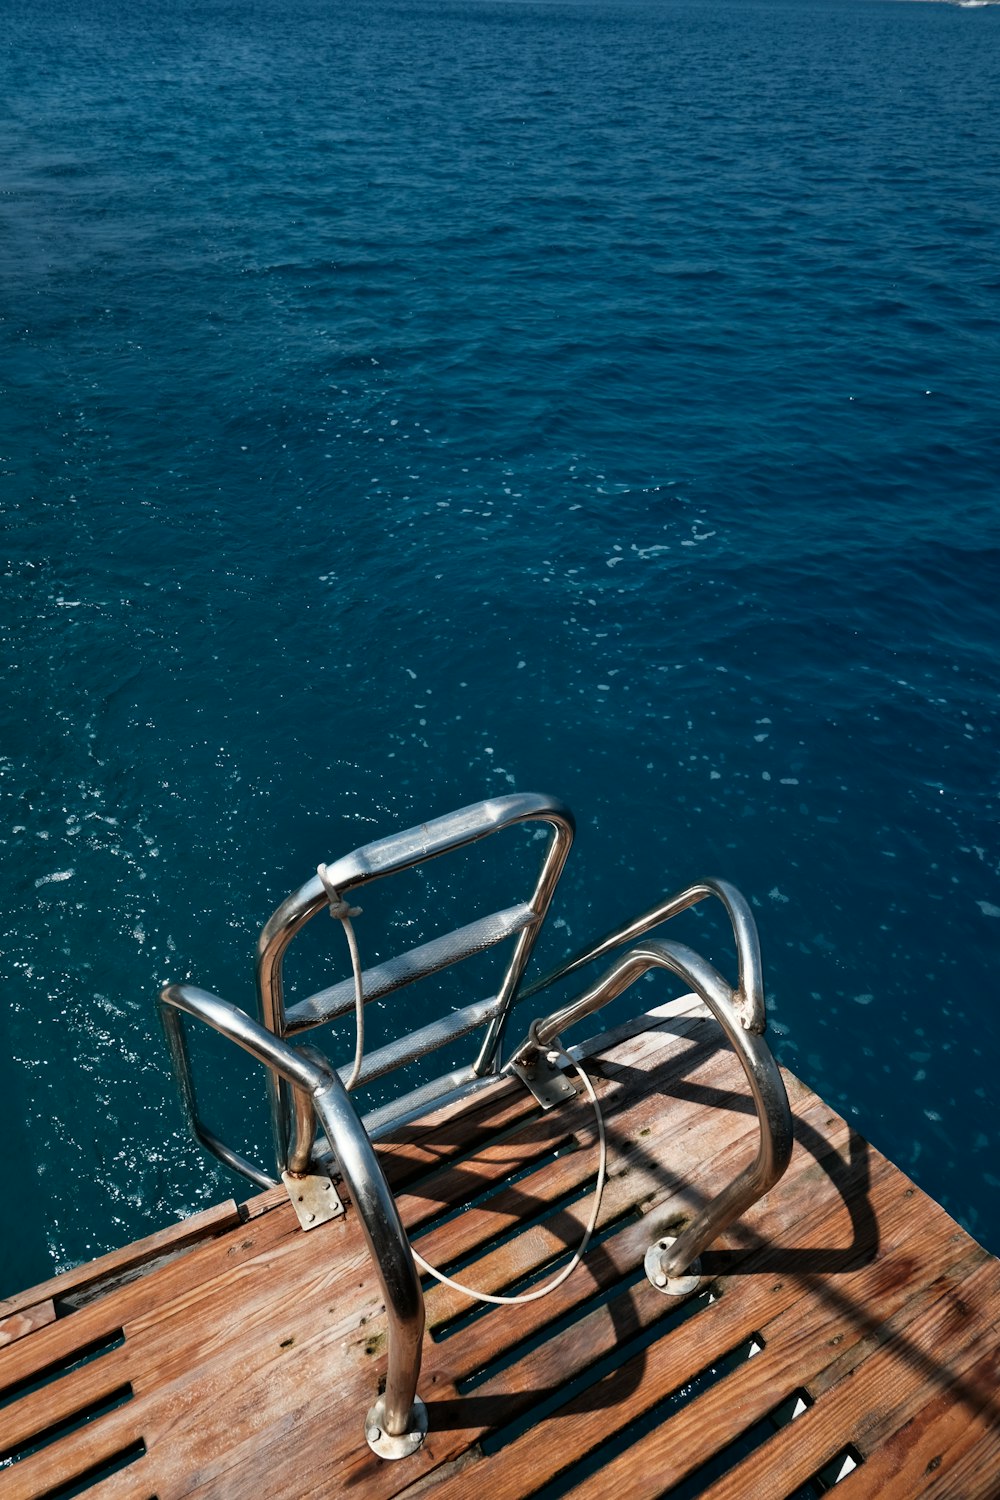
[643,1234,704,1296]
[507,1053,581,1110]
[365,1395,428,1460]
[280,1169,345,1229]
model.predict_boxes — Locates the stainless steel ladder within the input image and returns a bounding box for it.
[159,791,792,1461]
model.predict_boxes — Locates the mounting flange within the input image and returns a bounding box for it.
[644,1235,704,1297]
[281,1170,345,1230]
[365,1395,428,1460]
[507,1046,582,1111]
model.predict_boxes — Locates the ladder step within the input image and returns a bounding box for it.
[284,903,538,1034]
[343,994,504,1090]
[362,1065,503,1139]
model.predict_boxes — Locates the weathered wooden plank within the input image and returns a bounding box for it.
[413,1043,760,1328]
[204,1006,719,1264]
[432,1068,867,1349]
[0,1344,130,1456]
[0,1237,392,1500]
[17,1180,464,1495]
[162,1350,456,1499]
[237,1182,287,1220]
[831,1337,1000,1500]
[910,1396,1000,1500]
[0,1400,146,1500]
[0,1149,475,1495]
[0,1014,731,1500]
[804,1225,991,1404]
[0,1199,242,1322]
[50,1458,157,1500]
[691,1256,1000,1500]
[0,1204,296,1392]
[420,1106,763,1336]
[567,993,710,1058]
[408,1132,946,1499]
[433,1088,856,1391]
[554,1243,993,1500]
[0,1020,845,1500]
[378,1003,716,1191]
[2,1004,995,1500]
[50,1266,458,1500]
[0,1299,55,1348]
[377,1078,536,1179]
[394,1020,726,1241]
[127,1044,719,1488]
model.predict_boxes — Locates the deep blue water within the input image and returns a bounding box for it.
[2,0,999,1297]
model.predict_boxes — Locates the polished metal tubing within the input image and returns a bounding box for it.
[510,938,792,1277]
[159,1003,277,1190]
[473,805,575,1074]
[519,878,765,1033]
[362,1066,499,1140]
[313,793,573,895]
[342,994,503,1091]
[287,1077,319,1177]
[285,903,536,1035]
[308,1078,424,1439]
[159,984,425,1441]
[256,876,328,1172]
[255,792,575,1170]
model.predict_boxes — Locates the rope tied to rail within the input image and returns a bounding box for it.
[319,873,608,1308]
[317,864,365,1091]
[411,1054,607,1306]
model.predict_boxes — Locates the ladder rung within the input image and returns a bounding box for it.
[342,994,503,1090]
[284,903,537,1035]
[362,1066,502,1140]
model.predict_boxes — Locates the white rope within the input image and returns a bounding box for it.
[316,866,365,1092]
[410,1057,607,1306]
[319,876,608,1305]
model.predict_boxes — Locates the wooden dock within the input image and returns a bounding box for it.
[2,997,998,1499]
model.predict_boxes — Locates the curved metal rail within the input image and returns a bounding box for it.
[254,792,575,1170]
[508,937,793,1278]
[158,984,425,1450]
[520,877,766,1033]
[157,801,793,1455]
[159,796,790,1353]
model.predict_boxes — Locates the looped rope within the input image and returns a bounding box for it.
[327,898,362,921]
[318,869,608,1305]
[410,1056,607,1306]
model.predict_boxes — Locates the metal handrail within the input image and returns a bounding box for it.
[520,877,766,1032]
[157,799,793,1452]
[254,792,575,1170]
[160,996,280,1191]
[508,936,793,1279]
[158,984,425,1450]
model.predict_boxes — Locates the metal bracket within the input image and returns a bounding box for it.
[281,1169,345,1230]
[644,1234,704,1296]
[365,1395,428,1460]
[508,1049,581,1111]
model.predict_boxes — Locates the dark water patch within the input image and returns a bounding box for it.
[1,0,999,1295]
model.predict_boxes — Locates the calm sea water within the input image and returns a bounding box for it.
[2,0,999,1296]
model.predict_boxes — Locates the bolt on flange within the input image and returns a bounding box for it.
[644,1235,704,1296]
[364,1395,428,1460]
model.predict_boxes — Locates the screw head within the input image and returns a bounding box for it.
[644,1236,704,1298]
